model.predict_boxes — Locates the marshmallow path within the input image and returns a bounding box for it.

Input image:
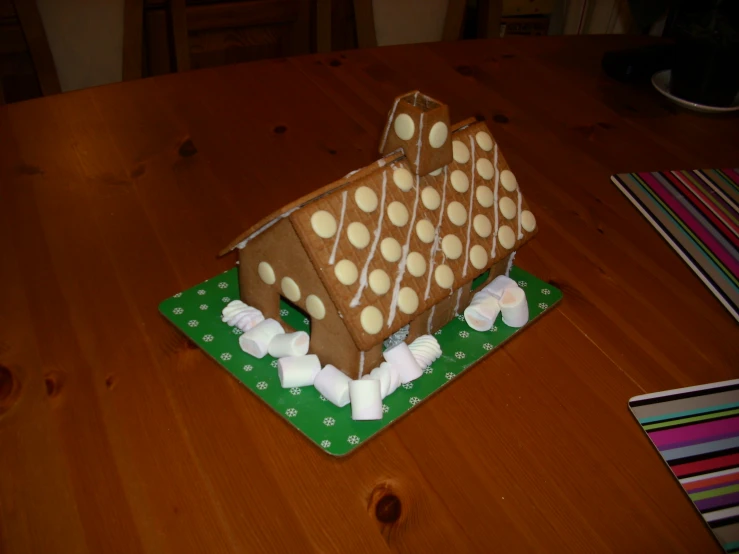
[463,275,529,332]
[222,300,264,332]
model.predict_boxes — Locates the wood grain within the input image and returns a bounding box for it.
[1,36,738,553]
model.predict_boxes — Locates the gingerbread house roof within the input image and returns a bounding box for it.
[222,118,537,352]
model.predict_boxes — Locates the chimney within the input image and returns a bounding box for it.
[379,91,452,177]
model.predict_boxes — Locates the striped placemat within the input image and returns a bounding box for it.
[611,169,739,322]
[630,380,739,553]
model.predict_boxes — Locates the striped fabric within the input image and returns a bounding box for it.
[611,169,739,322]
[631,380,739,553]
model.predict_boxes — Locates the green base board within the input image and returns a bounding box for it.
[159,267,562,456]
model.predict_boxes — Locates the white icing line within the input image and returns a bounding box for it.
[516,186,523,240]
[462,136,476,277]
[505,251,516,276]
[490,142,499,258]
[415,112,425,171]
[328,191,348,265]
[350,171,387,307]
[380,97,402,152]
[358,351,366,378]
[424,167,448,300]
[427,304,436,334]
[454,288,463,314]
[387,174,421,327]
[236,206,299,249]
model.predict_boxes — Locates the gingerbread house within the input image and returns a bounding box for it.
[221,92,537,379]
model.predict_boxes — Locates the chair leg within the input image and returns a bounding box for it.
[13,0,61,95]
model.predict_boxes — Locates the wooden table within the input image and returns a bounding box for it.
[1,35,737,553]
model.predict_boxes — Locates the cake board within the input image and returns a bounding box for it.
[159,266,562,456]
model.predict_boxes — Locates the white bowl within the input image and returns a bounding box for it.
[651,69,739,114]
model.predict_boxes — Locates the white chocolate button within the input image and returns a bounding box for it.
[470,245,488,269]
[473,214,492,238]
[450,170,469,193]
[447,201,467,227]
[310,210,337,238]
[361,306,383,334]
[501,169,517,191]
[421,186,441,210]
[369,269,390,295]
[258,261,276,285]
[415,219,435,243]
[393,168,413,192]
[334,259,358,285]
[452,140,470,164]
[281,277,301,302]
[347,221,370,249]
[381,237,401,262]
[498,225,516,249]
[499,196,517,220]
[398,287,419,314]
[521,210,536,232]
[430,168,442,176]
[394,113,415,140]
[435,264,454,288]
[428,121,448,148]
[388,201,409,226]
[476,158,494,180]
[441,234,463,259]
[476,185,493,208]
[407,252,426,277]
[475,131,493,151]
[355,186,378,213]
[306,294,325,320]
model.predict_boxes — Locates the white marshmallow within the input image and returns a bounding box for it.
[483,275,519,299]
[408,335,442,368]
[278,354,321,388]
[499,286,529,328]
[238,318,284,358]
[268,331,310,358]
[349,380,383,420]
[222,300,264,332]
[383,342,423,384]
[365,362,401,398]
[464,294,501,332]
[313,364,351,407]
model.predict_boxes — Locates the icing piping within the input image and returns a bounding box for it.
[236,206,299,249]
[358,351,366,378]
[380,97,402,152]
[350,171,387,307]
[454,288,463,314]
[462,136,476,277]
[505,251,516,276]
[424,167,448,300]
[387,174,421,327]
[490,142,500,258]
[427,304,436,334]
[328,191,348,265]
[516,185,524,240]
[415,112,425,171]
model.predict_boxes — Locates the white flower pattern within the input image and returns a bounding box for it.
[172,307,184,315]
[491,325,498,332]
[280,309,289,317]
[203,334,214,342]
[424,366,433,374]
[483,343,493,351]
[187,320,199,327]
[243,365,253,372]
[256,381,268,390]
[197,289,206,295]
[538,303,549,310]
[218,282,228,289]
[220,353,232,361]
[517,280,527,287]
[323,417,335,426]
[409,396,420,405]
[320,440,331,448]
[285,408,297,417]
[232,328,243,335]
[347,435,360,445]
[382,404,389,413]
[445,372,455,380]
[402,382,413,390]
[199,304,208,310]
[459,330,469,338]
[319,395,328,402]
[303,318,310,325]
[270,360,278,368]
[455,351,465,359]
[290,387,301,396]
[456,314,465,321]
[222,297,231,303]
[173,293,182,298]
[434,329,442,336]
[541,289,551,295]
